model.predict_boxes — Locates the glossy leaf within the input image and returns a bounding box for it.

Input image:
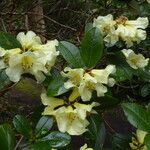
[35,116,54,135]
[85,23,93,32]
[0,124,15,150]
[31,141,52,150]
[139,3,150,16]
[144,134,150,150]
[97,94,120,111]
[57,41,84,68]
[122,103,150,132]
[46,69,68,96]
[85,115,106,150]
[137,69,150,82]
[108,52,134,81]
[42,131,71,148]
[0,32,22,49]
[0,69,11,91]
[80,27,104,68]
[112,133,131,150]
[114,67,133,82]
[13,115,32,138]
[140,84,150,97]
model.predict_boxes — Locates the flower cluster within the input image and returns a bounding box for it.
[80,144,93,150]
[122,49,149,69]
[0,31,59,82]
[93,14,149,47]
[130,129,147,150]
[41,92,99,135]
[62,65,116,101]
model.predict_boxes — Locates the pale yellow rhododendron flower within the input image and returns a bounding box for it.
[33,40,59,71]
[130,129,147,150]
[80,144,93,150]
[93,14,118,46]
[5,52,48,82]
[147,0,150,4]
[62,67,84,89]
[0,31,59,83]
[93,14,116,36]
[17,31,42,51]
[122,49,149,69]
[62,65,116,101]
[115,17,148,47]
[41,92,98,135]
[93,15,149,47]
[0,47,21,69]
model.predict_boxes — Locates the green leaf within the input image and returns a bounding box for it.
[85,23,93,32]
[57,41,84,68]
[31,141,52,150]
[35,116,54,136]
[140,84,150,97]
[85,115,106,150]
[46,69,68,96]
[112,133,131,150]
[42,131,71,148]
[144,134,150,150]
[0,32,22,49]
[137,69,150,82]
[139,3,150,16]
[108,52,134,81]
[122,103,150,132]
[114,67,133,82]
[97,94,120,111]
[80,27,104,68]
[0,69,11,91]
[0,124,15,150]
[13,115,32,138]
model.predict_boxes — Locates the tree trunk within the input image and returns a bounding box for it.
[27,0,46,42]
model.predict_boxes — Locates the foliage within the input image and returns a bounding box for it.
[0,0,149,150]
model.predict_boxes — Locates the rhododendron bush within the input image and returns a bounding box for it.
[0,0,149,150]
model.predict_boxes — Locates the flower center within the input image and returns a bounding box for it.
[115,16,128,25]
[71,74,82,86]
[21,56,34,70]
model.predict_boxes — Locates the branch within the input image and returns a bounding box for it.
[0,12,77,31]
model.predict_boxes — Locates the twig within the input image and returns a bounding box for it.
[0,12,77,31]
[115,83,139,89]
[14,135,23,150]
[25,14,29,31]
[103,119,116,133]
[102,114,116,133]
[0,18,7,32]
[30,12,77,31]
[0,82,14,97]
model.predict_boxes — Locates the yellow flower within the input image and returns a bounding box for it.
[0,47,21,69]
[130,129,147,150]
[79,65,116,101]
[33,40,59,71]
[54,106,89,135]
[17,31,42,51]
[80,144,93,150]
[62,67,85,89]
[5,52,48,82]
[147,0,150,4]
[41,92,98,135]
[1,33,59,83]
[93,14,116,36]
[93,15,149,47]
[115,17,148,47]
[62,65,116,101]
[122,49,149,69]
